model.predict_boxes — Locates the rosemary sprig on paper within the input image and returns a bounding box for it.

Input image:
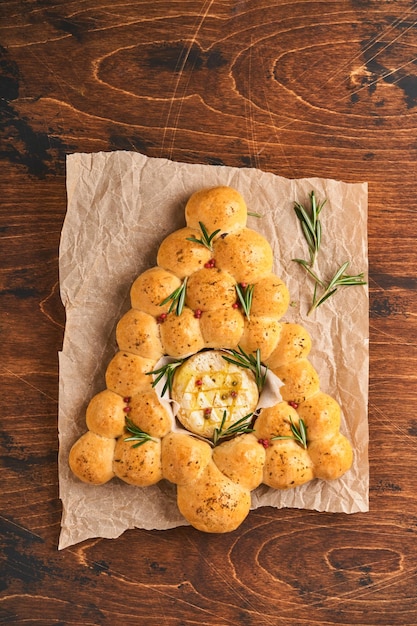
[124,417,157,448]
[295,259,367,315]
[222,347,267,392]
[212,411,254,446]
[293,191,325,267]
[147,359,184,396]
[235,283,254,319]
[272,417,308,449]
[293,191,366,315]
[186,222,221,251]
[160,277,188,316]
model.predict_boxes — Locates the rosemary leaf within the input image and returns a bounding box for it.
[222,347,267,392]
[186,221,221,250]
[124,417,156,448]
[212,411,254,446]
[159,277,188,316]
[272,417,308,449]
[146,359,184,396]
[235,283,254,319]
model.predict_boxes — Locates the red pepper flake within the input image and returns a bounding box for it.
[204,408,212,418]
[157,313,168,324]
[288,401,299,409]
[123,397,131,403]
[195,379,203,386]
[123,406,131,413]
[258,438,270,449]
[204,258,216,269]
[194,308,202,319]
[240,282,247,289]
[230,391,238,398]
[232,302,239,309]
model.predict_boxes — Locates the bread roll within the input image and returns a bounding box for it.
[159,308,205,358]
[212,433,265,490]
[185,186,247,234]
[113,434,162,486]
[157,227,212,278]
[69,431,116,485]
[199,308,244,349]
[186,267,237,311]
[86,389,126,439]
[105,351,155,397]
[213,228,273,283]
[130,267,181,316]
[116,308,163,361]
[161,432,212,485]
[177,460,251,533]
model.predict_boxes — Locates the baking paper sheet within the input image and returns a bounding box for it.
[58,151,369,549]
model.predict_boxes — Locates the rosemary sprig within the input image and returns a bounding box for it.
[294,191,325,267]
[124,417,157,448]
[186,221,221,251]
[212,411,254,446]
[248,211,262,218]
[160,277,188,316]
[146,358,184,396]
[222,346,267,392]
[272,417,308,449]
[294,260,367,315]
[292,191,366,315]
[235,283,254,319]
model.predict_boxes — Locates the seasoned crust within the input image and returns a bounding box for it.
[157,227,212,278]
[176,460,251,533]
[186,267,237,311]
[130,267,181,316]
[69,431,116,485]
[185,186,247,234]
[213,228,273,283]
[116,308,163,361]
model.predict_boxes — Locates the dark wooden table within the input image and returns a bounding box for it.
[1,2,416,624]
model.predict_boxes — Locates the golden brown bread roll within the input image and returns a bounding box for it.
[69,431,116,485]
[186,267,237,311]
[130,267,181,316]
[308,433,353,480]
[116,308,163,361]
[296,392,341,441]
[128,390,172,438]
[272,358,320,404]
[185,186,247,233]
[161,432,212,485]
[105,351,155,397]
[157,227,212,278]
[251,274,290,318]
[213,228,273,283]
[239,317,281,361]
[158,308,205,358]
[85,389,126,439]
[113,434,162,486]
[262,439,314,489]
[199,308,244,349]
[266,322,312,369]
[212,433,265,490]
[176,460,251,533]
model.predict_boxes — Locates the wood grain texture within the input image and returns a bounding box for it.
[1,1,416,624]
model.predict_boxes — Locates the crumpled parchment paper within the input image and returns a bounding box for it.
[58,151,369,549]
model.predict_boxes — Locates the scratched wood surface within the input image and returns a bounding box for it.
[1,1,417,624]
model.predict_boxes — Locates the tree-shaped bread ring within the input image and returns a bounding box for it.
[69,186,353,533]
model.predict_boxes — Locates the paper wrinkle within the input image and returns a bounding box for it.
[58,151,369,549]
